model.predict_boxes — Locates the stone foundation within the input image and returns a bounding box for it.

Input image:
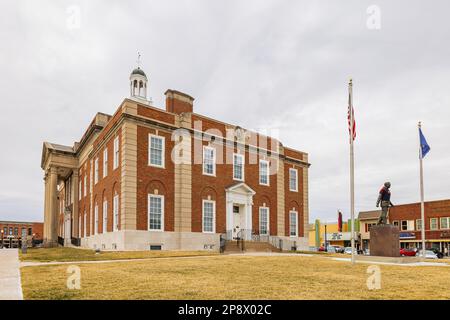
[80,230,220,251]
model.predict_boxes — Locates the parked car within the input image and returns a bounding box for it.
[429,248,444,259]
[318,245,336,253]
[400,248,417,257]
[344,247,357,255]
[331,245,345,253]
[417,250,438,259]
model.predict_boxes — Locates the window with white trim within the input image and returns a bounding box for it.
[78,214,81,238]
[148,195,164,231]
[113,193,119,231]
[289,168,298,192]
[203,146,216,176]
[416,219,422,231]
[289,211,298,237]
[94,203,99,235]
[259,207,269,235]
[83,211,87,238]
[89,166,93,194]
[113,136,119,170]
[202,200,216,233]
[83,175,87,197]
[440,217,450,230]
[401,220,414,231]
[430,218,438,230]
[259,160,269,186]
[233,153,244,181]
[103,148,108,177]
[79,181,81,200]
[94,158,99,184]
[149,135,165,168]
[103,200,108,233]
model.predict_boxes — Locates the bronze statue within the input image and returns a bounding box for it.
[376,182,394,225]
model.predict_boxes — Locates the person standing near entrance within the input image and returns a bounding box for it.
[376,182,394,225]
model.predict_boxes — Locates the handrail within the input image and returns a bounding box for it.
[222,229,298,252]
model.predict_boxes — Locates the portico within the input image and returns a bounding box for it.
[225,182,255,241]
[41,142,78,247]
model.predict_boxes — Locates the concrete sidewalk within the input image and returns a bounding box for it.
[0,249,23,300]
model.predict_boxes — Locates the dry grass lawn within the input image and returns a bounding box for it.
[20,254,450,300]
[19,247,218,262]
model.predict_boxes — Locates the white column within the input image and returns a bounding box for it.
[246,201,253,240]
[64,210,71,246]
[226,198,233,234]
[72,171,79,238]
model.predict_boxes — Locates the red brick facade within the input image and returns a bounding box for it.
[0,221,43,240]
[44,82,310,250]
[389,199,450,250]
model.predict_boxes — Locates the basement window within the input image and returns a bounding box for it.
[150,245,162,251]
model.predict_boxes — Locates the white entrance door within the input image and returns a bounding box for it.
[233,205,240,239]
[225,183,256,240]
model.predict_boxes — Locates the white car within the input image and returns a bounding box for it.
[344,247,357,255]
[417,250,438,259]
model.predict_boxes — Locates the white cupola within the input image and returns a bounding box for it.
[129,67,148,101]
[129,53,151,104]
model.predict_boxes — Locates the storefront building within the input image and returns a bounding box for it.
[359,199,450,255]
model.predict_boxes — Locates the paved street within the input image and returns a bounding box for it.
[0,249,23,300]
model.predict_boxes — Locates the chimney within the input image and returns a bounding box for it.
[165,89,194,114]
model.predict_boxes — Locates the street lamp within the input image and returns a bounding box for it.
[1,229,4,249]
[324,222,328,252]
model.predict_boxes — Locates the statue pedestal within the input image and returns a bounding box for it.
[370,224,400,257]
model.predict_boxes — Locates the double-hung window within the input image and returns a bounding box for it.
[78,214,81,238]
[259,207,269,235]
[113,193,119,231]
[440,217,450,230]
[83,211,87,237]
[83,175,87,197]
[148,195,164,231]
[289,168,298,192]
[430,218,438,230]
[113,136,119,170]
[202,200,216,233]
[233,153,244,181]
[103,200,108,233]
[203,146,216,176]
[94,158,99,184]
[94,204,99,235]
[289,211,298,237]
[103,148,108,177]
[149,135,165,168]
[416,219,422,231]
[259,160,269,186]
[78,181,82,200]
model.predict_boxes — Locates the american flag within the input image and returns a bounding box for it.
[348,91,356,141]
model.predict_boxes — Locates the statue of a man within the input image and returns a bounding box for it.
[376,182,394,225]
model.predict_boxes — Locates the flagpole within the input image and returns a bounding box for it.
[349,78,355,265]
[419,121,426,258]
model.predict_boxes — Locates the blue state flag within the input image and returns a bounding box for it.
[419,128,430,158]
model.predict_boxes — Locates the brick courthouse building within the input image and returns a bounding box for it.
[41,66,310,251]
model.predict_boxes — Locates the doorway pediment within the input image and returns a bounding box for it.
[225,182,256,195]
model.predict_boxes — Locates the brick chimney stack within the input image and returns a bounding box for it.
[165,89,194,114]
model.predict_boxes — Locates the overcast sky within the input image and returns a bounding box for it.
[1,0,449,223]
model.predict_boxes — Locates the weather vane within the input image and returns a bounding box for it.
[137,51,141,68]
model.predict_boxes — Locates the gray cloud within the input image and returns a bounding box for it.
[1,0,449,223]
